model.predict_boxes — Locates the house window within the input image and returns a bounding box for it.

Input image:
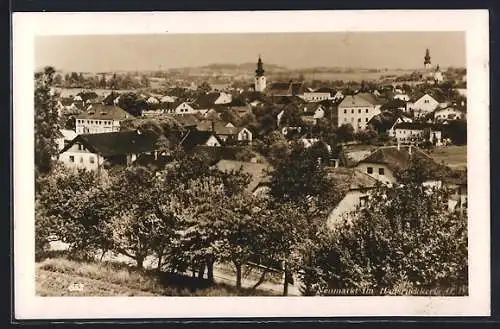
[358,118,361,122]
[77,144,82,150]
[89,156,95,164]
[360,195,368,207]
[379,168,385,175]
[365,118,368,122]
[358,109,361,114]
[367,167,373,174]
[80,157,84,163]
[344,109,347,114]
[69,156,74,163]
[351,109,354,114]
[366,109,369,113]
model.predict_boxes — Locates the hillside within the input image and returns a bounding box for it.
[36,257,279,297]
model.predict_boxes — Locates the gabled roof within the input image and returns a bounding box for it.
[338,93,380,108]
[194,92,221,109]
[356,92,384,105]
[180,129,222,149]
[328,167,379,192]
[358,146,440,173]
[60,130,160,157]
[76,104,133,121]
[214,160,273,193]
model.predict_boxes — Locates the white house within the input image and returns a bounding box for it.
[407,94,440,118]
[326,168,379,229]
[174,102,201,115]
[390,122,443,146]
[432,107,465,123]
[338,93,382,132]
[59,130,160,171]
[302,92,332,102]
[75,104,132,135]
[393,93,411,102]
[355,145,442,186]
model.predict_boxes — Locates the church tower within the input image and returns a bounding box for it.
[424,48,432,70]
[254,56,266,92]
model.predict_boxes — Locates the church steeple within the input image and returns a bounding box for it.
[424,48,431,69]
[255,56,265,77]
[254,55,266,92]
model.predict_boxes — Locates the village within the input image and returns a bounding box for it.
[35,48,468,297]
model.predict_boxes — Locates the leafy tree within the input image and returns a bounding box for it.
[107,166,176,268]
[355,126,378,144]
[197,81,212,94]
[35,164,114,260]
[118,92,147,117]
[141,75,151,88]
[336,124,355,142]
[269,141,336,210]
[305,183,467,295]
[34,66,61,174]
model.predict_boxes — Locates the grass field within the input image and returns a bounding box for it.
[36,257,277,296]
[427,145,467,170]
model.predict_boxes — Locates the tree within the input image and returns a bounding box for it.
[141,75,151,88]
[305,183,467,295]
[355,126,378,144]
[35,164,114,260]
[107,165,178,268]
[118,92,147,117]
[197,82,211,94]
[336,124,355,142]
[269,142,334,204]
[34,66,61,174]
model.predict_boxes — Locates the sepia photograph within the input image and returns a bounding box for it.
[13,10,489,319]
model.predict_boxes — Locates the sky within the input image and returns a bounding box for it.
[35,32,466,72]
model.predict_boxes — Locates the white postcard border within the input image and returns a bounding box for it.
[13,10,490,319]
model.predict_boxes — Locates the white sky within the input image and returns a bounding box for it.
[35,32,465,72]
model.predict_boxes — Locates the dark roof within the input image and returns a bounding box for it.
[194,92,221,109]
[367,113,401,132]
[76,104,133,120]
[60,130,160,157]
[269,83,291,91]
[180,130,222,149]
